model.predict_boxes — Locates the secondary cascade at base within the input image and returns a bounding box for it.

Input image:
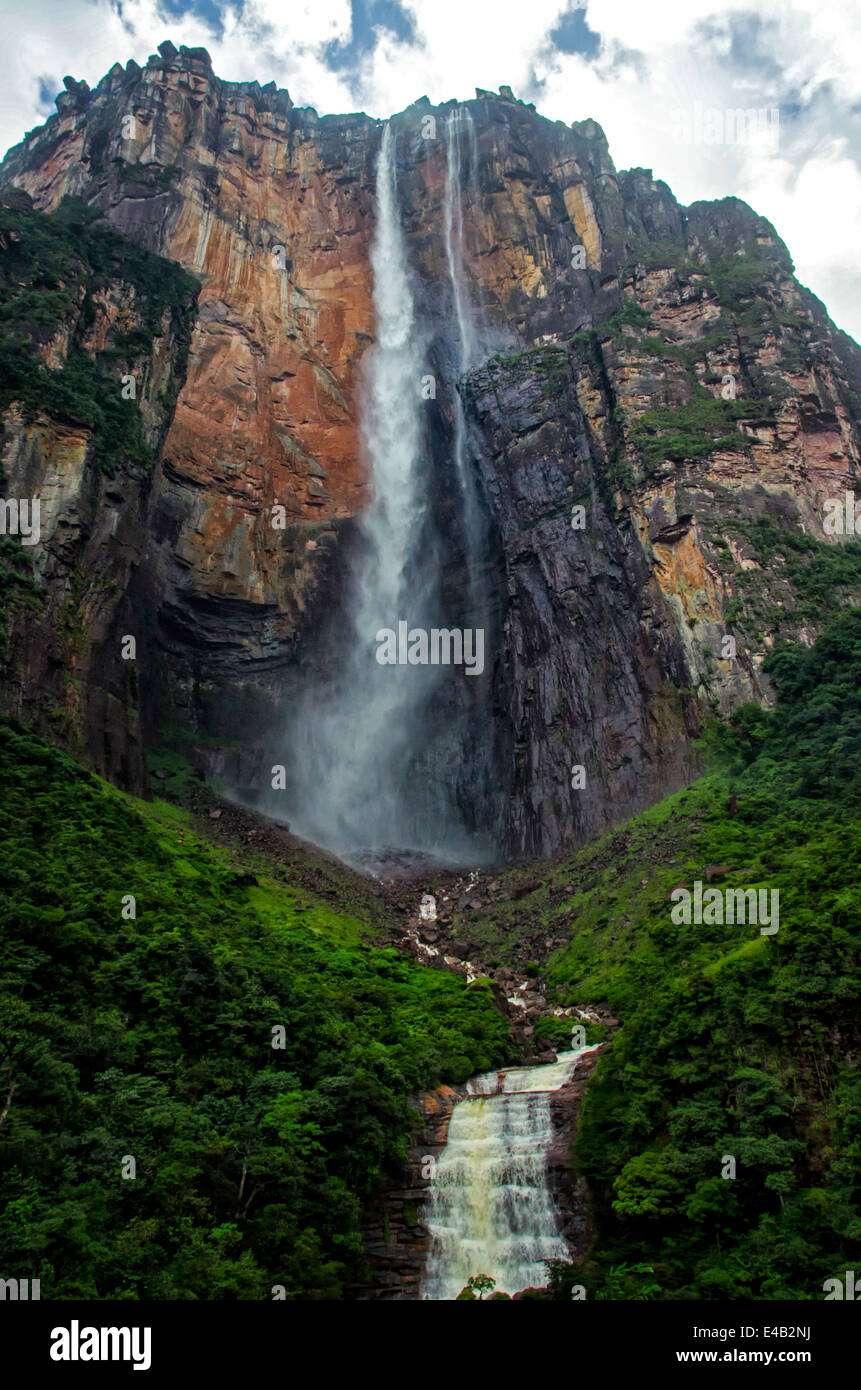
[422,1045,601,1299]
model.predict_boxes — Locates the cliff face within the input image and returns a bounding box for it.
[2,44,860,855]
[1,46,380,761]
[0,190,197,785]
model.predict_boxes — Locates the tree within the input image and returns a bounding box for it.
[461,1273,496,1300]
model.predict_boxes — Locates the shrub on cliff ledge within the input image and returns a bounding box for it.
[628,392,762,470]
[0,196,198,472]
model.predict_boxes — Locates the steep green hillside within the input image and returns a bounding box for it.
[2,611,858,1301]
[0,723,509,1299]
[447,611,861,1298]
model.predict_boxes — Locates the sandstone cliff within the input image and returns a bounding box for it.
[0,186,197,784]
[2,42,860,855]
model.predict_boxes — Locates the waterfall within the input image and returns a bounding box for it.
[278,123,483,866]
[281,123,433,858]
[443,109,477,373]
[263,115,501,868]
[422,1046,600,1299]
[442,108,484,609]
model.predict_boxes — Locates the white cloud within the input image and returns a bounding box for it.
[0,0,860,340]
[532,1,861,339]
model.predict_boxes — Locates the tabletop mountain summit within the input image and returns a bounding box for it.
[2,41,859,864]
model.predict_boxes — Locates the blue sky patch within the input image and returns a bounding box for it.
[159,0,231,29]
[324,0,417,75]
[549,4,601,60]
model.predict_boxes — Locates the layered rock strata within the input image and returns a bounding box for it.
[2,44,860,852]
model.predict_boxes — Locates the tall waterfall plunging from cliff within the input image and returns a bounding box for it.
[422,1047,597,1299]
[277,122,489,867]
[443,108,485,612]
[444,109,477,373]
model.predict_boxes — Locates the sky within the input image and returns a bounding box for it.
[1,0,860,342]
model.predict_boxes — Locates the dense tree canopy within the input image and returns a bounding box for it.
[0,723,509,1298]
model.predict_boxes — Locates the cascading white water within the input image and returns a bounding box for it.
[282,122,438,858]
[280,121,492,866]
[422,1046,600,1300]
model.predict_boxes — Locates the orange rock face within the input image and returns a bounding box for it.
[9,51,378,639]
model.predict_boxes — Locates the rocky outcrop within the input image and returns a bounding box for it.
[2,46,860,855]
[0,191,197,785]
[465,347,701,857]
[358,1083,461,1300]
[0,47,374,763]
[547,1044,609,1260]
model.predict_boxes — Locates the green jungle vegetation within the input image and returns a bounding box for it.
[2,611,857,1299]
[721,517,861,633]
[566,609,861,1299]
[451,608,861,1298]
[0,720,510,1298]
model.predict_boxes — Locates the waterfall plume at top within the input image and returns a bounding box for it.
[274,122,492,868]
